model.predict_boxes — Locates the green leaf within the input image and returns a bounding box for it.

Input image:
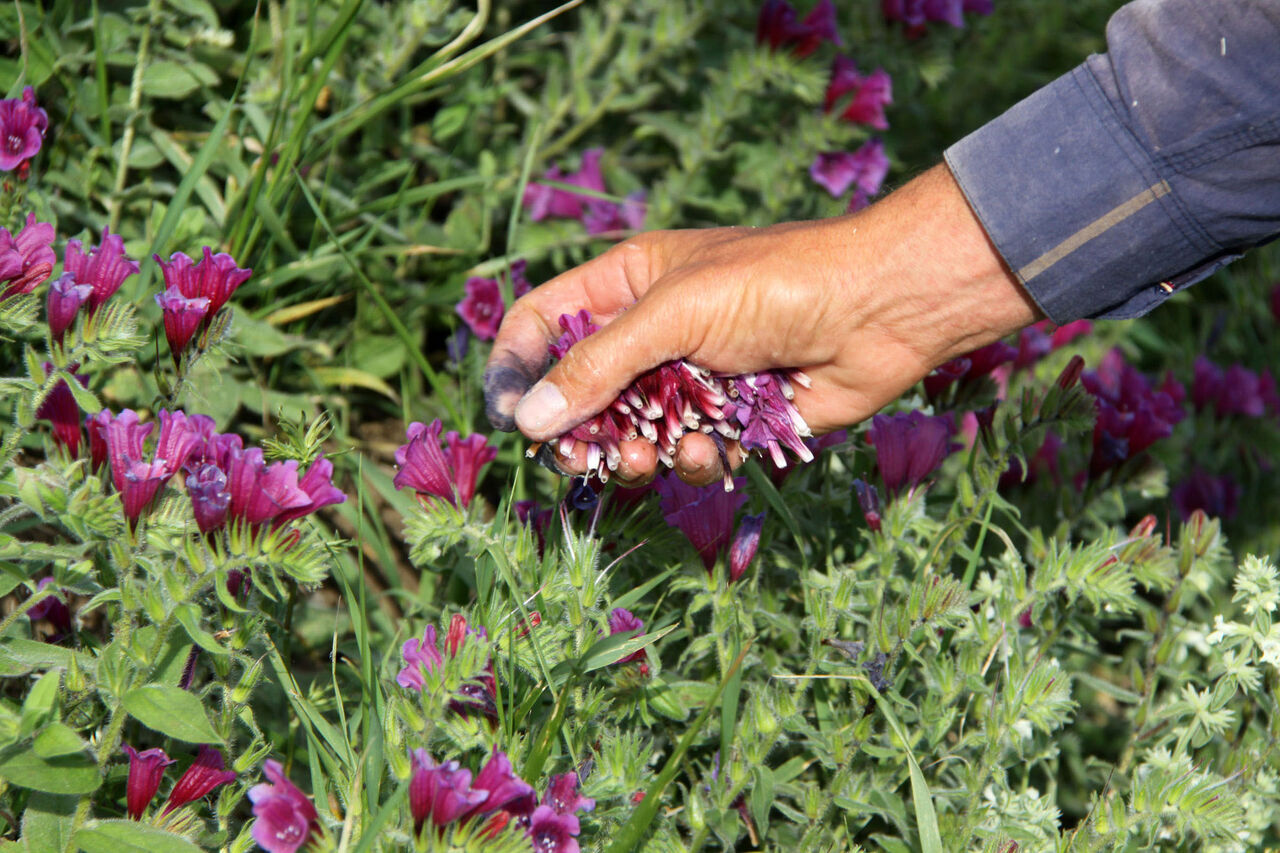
[0,743,100,794]
[74,820,202,853]
[122,686,222,744]
[19,793,76,853]
[579,625,675,673]
[141,60,216,99]
[32,723,85,759]
[749,765,775,840]
[868,683,943,853]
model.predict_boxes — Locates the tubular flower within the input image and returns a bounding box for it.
[657,475,749,570]
[0,214,56,301]
[457,276,504,341]
[121,745,174,820]
[867,411,958,495]
[528,806,581,853]
[756,0,843,57]
[36,366,88,456]
[248,760,318,853]
[607,608,648,665]
[0,87,48,173]
[511,259,533,298]
[186,464,232,533]
[104,410,204,526]
[409,751,489,834]
[853,478,882,531]
[64,228,140,313]
[543,772,595,816]
[273,458,346,526]
[465,748,535,819]
[823,56,893,129]
[810,139,889,210]
[163,745,236,813]
[523,149,647,235]
[545,311,814,482]
[45,273,93,344]
[1013,319,1093,371]
[1083,349,1185,478]
[153,246,252,328]
[393,420,497,509]
[397,625,444,690]
[924,340,1017,402]
[728,512,767,582]
[155,287,211,358]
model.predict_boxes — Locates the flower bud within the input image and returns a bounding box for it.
[231,658,264,705]
[852,478,881,532]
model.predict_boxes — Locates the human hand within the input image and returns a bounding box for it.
[483,164,1042,487]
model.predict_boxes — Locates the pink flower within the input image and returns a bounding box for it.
[657,475,748,570]
[853,478,882,531]
[0,87,48,173]
[409,750,488,834]
[1083,349,1185,478]
[36,366,88,456]
[824,56,892,129]
[464,748,535,819]
[882,0,992,34]
[810,139,889,206]
[0,214,55,301]
[121,745,174,820]
[45,273,93,344]
[155,287,211,358]
[511,259,533,299]
[728,512,766,582]
[163,745,236,814]
[457,276,504,341]
[224,449,311,527]
[64,228,140,313]
[104,410,204,526]
[186,464,231,533]
[273,457,346,526]
[393,420,497,508]
[607,608,648,665]
[756,0,843,57]
[528,806,581,853]
[397,625,443,690]
[153,246,251,325]
[543,772,595,815]
[582,191,646,236]
[248,760,317,853]
[524,150,647,234]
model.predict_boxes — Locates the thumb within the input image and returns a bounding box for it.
[514,289,690,441]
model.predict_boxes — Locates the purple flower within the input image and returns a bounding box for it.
[582,191,647,236]
[1192,356,1278,419]
[457,276,504,341]
[187,464,231,533]
[409,750,488,834]
[528,806,581,853]
[155,287,211,358]
[36,366,88,456]
[810,139,890,207]
[273,457,346,527]
[121,745,174,819]
[511,260,533,299]
[657,475,748,570]
[728,512,766,582]
[464,748,535,819]
[153,246,252,324]
[27,577,72,636]
[867,411,957,495]
[225,449,311,527]
[248,759,318,853]
[86,410,112,473]
[824,56,892,130]
[924,340,1017,402]
[397,625,444,690]
[0,87,48,173]
[46,273,93,344]
[565,477,599,513]
[1172,469,1240,522]
[882,0,992,33]
[756,0,843,57]
[105,410,204,526]
[1083,349,1185,478]
[515,499,553,554]
[0,214,55,301]
[163,745,236,814]
[608,608,647,665]
[393,420,497,509]
[852,478,882,532]
[64,228,140,313]
[524,149,606,222]
[543,772,595,815]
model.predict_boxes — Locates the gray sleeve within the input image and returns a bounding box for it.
[944,0,1280,323]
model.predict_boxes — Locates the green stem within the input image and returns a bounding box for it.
[108,0,160,233]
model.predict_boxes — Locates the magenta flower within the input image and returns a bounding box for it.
[457,276,504,341]
[153,246,252,324]
[105,410,203,525]
[27,577,72,636]
[393,420,497,508]
[0,214,55,301]
[1192,356,1278,419]
[248,760,317,853]
[511,259,533,299]
[867,411,957,495]
[409,751,489,834]
[924,340,1016,402]
[46,273,93,344]
[1083,350,1185,478]
[397,625,444,690]
[607,608,648,665]
[528,806,581,853]
[464,749,535,819]
[86,410,112,473]
[756,0,843,57]
[155,287,211,358]
[64,228,140,313]
[225,449,311,527]
[1172,468,1240,522]
[852,478,882,531]
[543,772,595,815]
[582,191,647,236]
[187,464,231,533]
[0,87,48,173]
[882,0,992,33]
[810,139,889,208]
[273,458,346,526]
[657,475,748,570]
[824,56,892,129]
[524,149,606,222]
[36,366,88,456]
[728,512,766,582]
[163,745,236,814]
[121,745,174,820]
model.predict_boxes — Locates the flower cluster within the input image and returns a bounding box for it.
[867,410,958,495]
[398,614,499,721]
[0,87,48,176]
[154,247,252,360]
[544,311,815,482]
[409,748,594,853]
[824,56,893,130]
[756,0,842,57]
[0,214,55,301]
[882,0,994,36]
[1191,356,1279,420]
[249,760,318,853]
[523,149,646,236]
[810,139,890,212]
[656,475,765,580]
[121,744,236,821]
[393,419,498,509]
[1082,348,1186,479]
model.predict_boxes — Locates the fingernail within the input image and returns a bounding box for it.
[516,382,568,436]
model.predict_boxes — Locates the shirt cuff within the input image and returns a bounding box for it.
[943,64,1221,324]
